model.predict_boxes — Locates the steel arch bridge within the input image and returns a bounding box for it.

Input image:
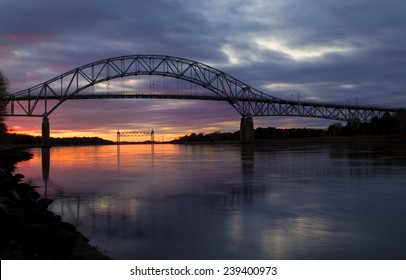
[1,54,404,144]
[3,54,403,120]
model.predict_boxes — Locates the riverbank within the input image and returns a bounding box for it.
[0,146,110,259]
[169,135,406,145]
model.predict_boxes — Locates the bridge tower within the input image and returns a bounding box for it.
[240,116,255,144]
[41,116,51,147]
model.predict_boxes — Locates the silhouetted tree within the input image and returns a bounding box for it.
[395,110,406,135]
[254,127,278,139]
[0,70,8,134]
[327,122,343,136]
[368,112,399,135]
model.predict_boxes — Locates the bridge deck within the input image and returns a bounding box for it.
[5,91,402,122]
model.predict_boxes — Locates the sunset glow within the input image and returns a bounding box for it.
[1,0,405,140]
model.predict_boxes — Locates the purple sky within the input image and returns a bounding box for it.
[1,0,406,141]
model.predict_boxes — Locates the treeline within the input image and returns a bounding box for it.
[0,133,42,145]
[172,128,327,143]
[172,131,239,143]
[172,112,406,143]
[51,136,113,145]
[0,70,8,135]
[255,127,326,139]
[327,112,406,136]
[0,133,113,146]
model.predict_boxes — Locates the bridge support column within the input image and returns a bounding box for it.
[41,116,51,147]
[240,116,255,144]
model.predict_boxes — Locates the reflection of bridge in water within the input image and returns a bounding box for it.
[2,55,403,146]
[49,188,257,240]
[42,145,257,240]
[39,143,403,247]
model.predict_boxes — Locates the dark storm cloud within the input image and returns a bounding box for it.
[203,0,406,106]
[1,0,226,86]
[1,0,219,53]
[2,0,406,137]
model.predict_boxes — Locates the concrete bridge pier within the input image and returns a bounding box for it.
[41,116,51,147]
[240,116,255,144]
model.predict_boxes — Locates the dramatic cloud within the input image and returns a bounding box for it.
[1,0,406,140]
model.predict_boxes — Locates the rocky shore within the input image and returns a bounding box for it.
[0,147,110,259]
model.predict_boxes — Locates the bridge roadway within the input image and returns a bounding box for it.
[7,90,402,122]
[8,89,402,146]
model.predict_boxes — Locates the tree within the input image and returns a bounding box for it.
[327,122,343,136]
[369,112,399,135]
[0,70,9,134]
[395,110,406,135]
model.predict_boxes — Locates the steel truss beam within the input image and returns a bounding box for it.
[2,54,403,122]
[116,129,154,143]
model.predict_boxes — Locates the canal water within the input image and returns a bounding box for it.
[15,143,406,259]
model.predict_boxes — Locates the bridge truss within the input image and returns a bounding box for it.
[2,54,402,122]
[117,130,155,143]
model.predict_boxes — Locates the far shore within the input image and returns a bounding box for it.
[3,134,406,149]
[170,135,406,145]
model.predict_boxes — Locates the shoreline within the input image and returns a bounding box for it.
[171,135,406,145]
[0,146,111,259]
[4,135,406,149]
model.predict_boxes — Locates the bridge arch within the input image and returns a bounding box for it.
[7,54,279,117]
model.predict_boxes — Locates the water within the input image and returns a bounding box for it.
[15,143,406,259]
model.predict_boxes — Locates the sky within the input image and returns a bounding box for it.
[1,0,406,141]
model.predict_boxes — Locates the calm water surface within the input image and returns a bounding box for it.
[16,143,406,259]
